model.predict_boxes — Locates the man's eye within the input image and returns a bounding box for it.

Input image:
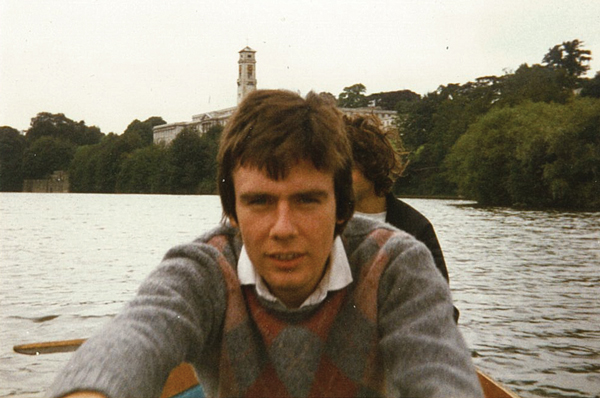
[297,196,320,205]
[247,196,270,205]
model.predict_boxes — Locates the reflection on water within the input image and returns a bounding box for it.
[1,193,599,397]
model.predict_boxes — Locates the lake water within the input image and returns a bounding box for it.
[1,193,598,397]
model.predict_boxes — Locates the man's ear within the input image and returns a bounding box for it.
[228,216,239,228]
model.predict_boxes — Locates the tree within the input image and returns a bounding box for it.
[496,63,572,106]
[22,136,76,179]
[397,80,500,195]
[447,99,600,209]
[581,71,600,98]
[337,84,368,108]
[542,98,600,208]
[0,126,26,191]
[123,116,166,146]
[69,145,99,193]
[542,39,592,86]
[366,90,420,110]
[26,112,103,146]
[168,128,209,194]
[93,132,144,193]
[116,144,170,193]
[69,132,144,193]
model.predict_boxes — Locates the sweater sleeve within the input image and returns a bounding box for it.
[48,240,228,398]
[377,234,483,398]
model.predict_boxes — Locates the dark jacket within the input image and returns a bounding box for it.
[385,193,459,321]
[385,193,448,281]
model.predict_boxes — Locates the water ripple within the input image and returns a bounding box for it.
[1,194,598,398]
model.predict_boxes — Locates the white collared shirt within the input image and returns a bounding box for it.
[237,236,353,308]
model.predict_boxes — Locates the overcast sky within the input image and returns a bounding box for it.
[2,0,599,134]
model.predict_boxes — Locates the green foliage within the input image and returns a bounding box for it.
[69,132,144,193]
[447,99,600,209]
[69,145,99,192]
[94,133,145,192]
[0,126,26,191]
[542,99,600,208]
[337,84,368,108]
[542,39,592,82]
[497,64,572,106]
[116,144,170,193]
[581,72,600,98]
[123,116,166,146]
[397,80,499,195]
[397,39,593,200]
[17,39,598,209]
[366,90,420,110]
[69,122,223,195]
[20,112,103,186]
[26,112,104,146]
[167,125,221,194]
[22,136,76,179]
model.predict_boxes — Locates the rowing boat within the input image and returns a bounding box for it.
[14,339,520,398]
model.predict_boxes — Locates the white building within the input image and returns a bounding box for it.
[237,46,257,104]
[153,46,396,145]
[153,47,257,145]
[340,107,396,129]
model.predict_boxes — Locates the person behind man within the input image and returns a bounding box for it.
[346,114,452,275]
[50,90,482,398]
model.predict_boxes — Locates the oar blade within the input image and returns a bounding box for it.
[13,338,86,355]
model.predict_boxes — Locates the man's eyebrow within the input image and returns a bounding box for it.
[239,192,272,201]
[293,189,330,198]
[238,189,329,201]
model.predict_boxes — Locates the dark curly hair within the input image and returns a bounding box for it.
[345,114,407,197]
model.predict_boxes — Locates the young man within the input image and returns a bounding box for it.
[345,115,449,281]
[346,115,459,322]
[50,90,482,398]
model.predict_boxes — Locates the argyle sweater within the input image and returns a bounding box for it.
[49,216,483,398]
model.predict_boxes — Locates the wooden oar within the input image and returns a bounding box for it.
[16,339,519,398]
[13,338,199,398]
[13,338,86,355]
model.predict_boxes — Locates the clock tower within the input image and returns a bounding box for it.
[237,46,257,104]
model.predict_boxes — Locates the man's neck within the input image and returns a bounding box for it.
[354,193,387,214]
[237,237,353,309]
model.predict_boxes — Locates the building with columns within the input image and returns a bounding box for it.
[153,46,397,145]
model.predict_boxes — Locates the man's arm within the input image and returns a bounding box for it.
[49,241,228,398]
[377,235,482,397]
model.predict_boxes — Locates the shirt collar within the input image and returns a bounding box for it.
[237,236,353,308]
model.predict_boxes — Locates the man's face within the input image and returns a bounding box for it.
[231,160,340,308]
[351,168,375,204]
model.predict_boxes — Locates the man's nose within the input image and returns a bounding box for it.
[269,202,297,239]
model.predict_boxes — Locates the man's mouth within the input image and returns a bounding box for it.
[269,252,303,261]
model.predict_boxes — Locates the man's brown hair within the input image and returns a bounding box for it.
[218,89,354,235]
[345,114,407,196]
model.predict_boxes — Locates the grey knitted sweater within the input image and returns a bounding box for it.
[49,216,483,398]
